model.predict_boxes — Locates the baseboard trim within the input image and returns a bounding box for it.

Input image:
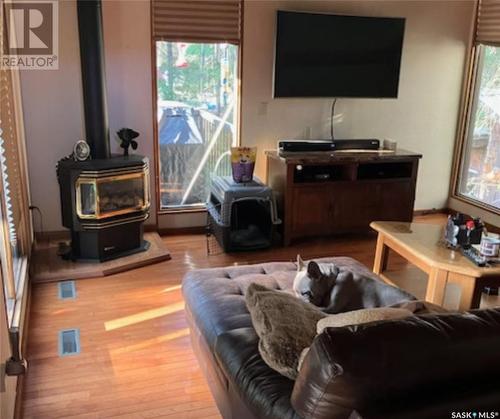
[158,226,207,236]
[413,208,450,216]
[163,211,452,236]
[35,230,69,242]
[36,209,470,239]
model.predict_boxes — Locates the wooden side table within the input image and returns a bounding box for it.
[370,221,500,310]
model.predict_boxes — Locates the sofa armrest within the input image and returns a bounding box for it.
[291,309,500,419]
[291,331,354,419]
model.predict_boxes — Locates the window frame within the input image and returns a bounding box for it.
[451,43,500,216]
[150,8,243,215]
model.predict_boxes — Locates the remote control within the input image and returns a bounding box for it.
[461,246,487,267]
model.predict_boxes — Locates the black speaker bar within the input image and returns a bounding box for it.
[279,139,380,153]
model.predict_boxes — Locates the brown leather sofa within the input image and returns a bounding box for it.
[182,257,500,419]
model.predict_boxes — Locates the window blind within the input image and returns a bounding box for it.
[0,69,18,299]
[0,68,22,249]
[0,66,31,300]
[476,0,500,45]
[152,0,242,44]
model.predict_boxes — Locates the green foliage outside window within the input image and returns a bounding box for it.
[156,42,238,117]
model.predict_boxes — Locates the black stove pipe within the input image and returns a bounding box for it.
[77,0,110,159]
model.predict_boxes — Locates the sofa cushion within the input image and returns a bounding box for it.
[291,308,500,419]
[245,283,326,379]
[182,257,378,349]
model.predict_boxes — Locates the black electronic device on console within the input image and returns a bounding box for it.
[278,139,380,153]
[279,141,336,152]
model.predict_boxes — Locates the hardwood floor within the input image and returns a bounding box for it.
[22,215,499,418]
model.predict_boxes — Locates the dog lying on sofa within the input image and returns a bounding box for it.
[293,255,417,314]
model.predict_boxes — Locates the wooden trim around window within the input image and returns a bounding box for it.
[11,68,33,256]
[450,44,481,199]
[158,206,207,215]
[236,0,244,149]
[150,1,161,226]
[150,1,244,216]
[450,44,500,217]
[450,2,500,217]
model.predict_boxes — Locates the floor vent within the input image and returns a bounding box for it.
[58,280,76,299]
[59,329,80,356]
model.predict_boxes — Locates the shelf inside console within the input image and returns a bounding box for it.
[293,164,356,183]
[293,161,413,183]
[357,162,413,180]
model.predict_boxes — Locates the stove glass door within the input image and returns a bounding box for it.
[97,174,147,217]
[76,171,150,220]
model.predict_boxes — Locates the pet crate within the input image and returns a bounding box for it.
[207,176,280,252]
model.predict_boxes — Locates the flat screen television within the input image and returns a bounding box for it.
[273,11,405,98]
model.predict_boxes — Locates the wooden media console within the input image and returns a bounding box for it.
[266,148,422,245]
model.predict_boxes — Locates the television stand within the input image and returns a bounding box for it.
[265,149,422,245]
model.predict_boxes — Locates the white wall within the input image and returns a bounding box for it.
[20,0,84,232]
[20,0,475,231]
[20,0,157,232]
[242,0,476,211]
[102,0,157,224]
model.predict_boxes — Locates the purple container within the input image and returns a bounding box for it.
[231,162,255,183]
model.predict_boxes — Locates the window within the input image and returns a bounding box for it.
[151,0,242,211]
[457,45,500,211]
[0,66,31,325]
[155,41,239,209]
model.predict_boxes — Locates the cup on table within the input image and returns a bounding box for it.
[480,236,500,257]
[383,139,397,151]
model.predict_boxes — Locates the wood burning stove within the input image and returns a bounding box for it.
[75,163,149,220]
[57,0,150,261]
[57,156,150,261]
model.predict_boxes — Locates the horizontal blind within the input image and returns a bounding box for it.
[0,68,22,248]
[0,68,21,299]
[0,65,30,259]
[152,0,242,44]
[476,0,500,45]
[0,3,30,302]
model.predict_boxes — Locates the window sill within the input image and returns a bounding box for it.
[451,192,500,217]
[157,205,207,215]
